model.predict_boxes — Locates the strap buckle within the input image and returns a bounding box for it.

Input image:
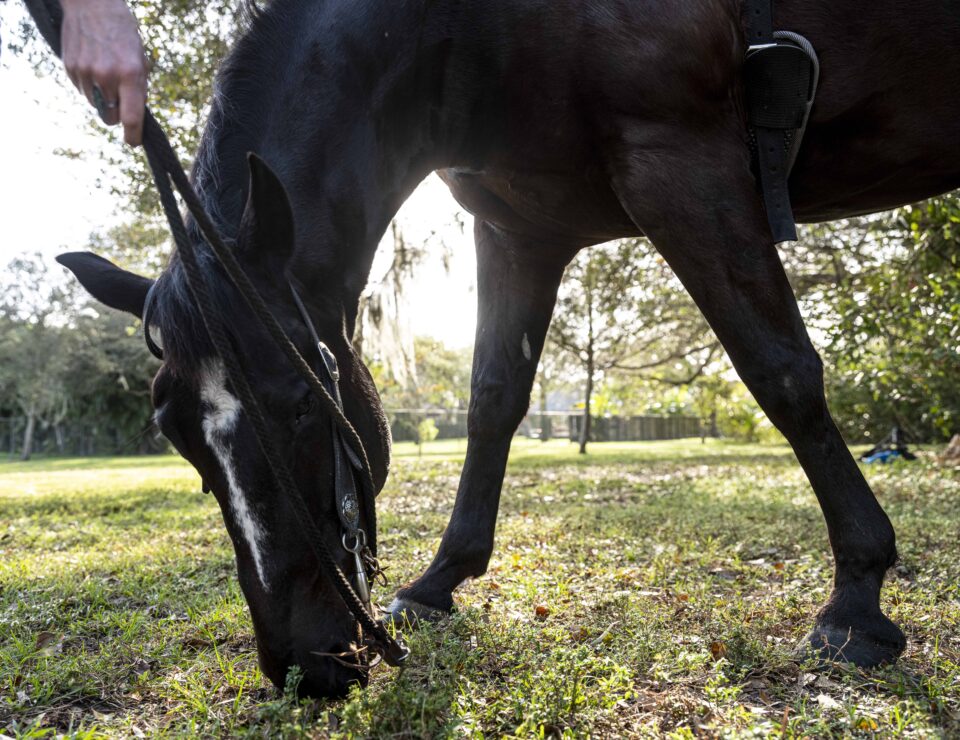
[317,341,340,382]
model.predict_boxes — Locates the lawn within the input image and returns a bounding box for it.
[1,439,958,737]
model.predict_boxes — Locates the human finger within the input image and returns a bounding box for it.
[118,72,146,146]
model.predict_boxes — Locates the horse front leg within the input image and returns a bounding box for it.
[604,118,905,666]
[387,220,570,622]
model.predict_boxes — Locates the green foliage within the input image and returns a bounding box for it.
[548,240,716,451]
[373,336,473,410]
[544,196,960,446]
[599,373,784,443]
[416,417,439,444]
[415,418,440,457]
[804,197,960,441]
[548,239,715,385]
[0,255,161,458]
[412,338,472,409]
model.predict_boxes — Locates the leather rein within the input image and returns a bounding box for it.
[24,0,409,669]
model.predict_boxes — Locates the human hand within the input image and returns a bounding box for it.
[60,0,148,145]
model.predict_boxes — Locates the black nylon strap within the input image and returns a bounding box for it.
[744,0,773,46]
[742,0,801,242]
[288,283,366,536]
[754,126,795,243]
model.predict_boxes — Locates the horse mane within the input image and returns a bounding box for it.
[146,0,302,381]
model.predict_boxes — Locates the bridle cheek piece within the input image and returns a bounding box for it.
[289,282,381,617]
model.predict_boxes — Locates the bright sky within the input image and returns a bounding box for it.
[0,3,477,346]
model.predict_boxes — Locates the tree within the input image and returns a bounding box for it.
[804,199,960,441]
[372,336,472,411]
[0,257,76,459]
[416,418,439,456]
[547,239,717,453]
[0,255,161,458]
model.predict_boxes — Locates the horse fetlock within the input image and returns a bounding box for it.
[835,529,898,583]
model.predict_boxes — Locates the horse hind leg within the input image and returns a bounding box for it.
[604,116,905,666]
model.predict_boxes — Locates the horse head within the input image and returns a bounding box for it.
[57,154,392,698]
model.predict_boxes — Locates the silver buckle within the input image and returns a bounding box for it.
[342,530,372,611]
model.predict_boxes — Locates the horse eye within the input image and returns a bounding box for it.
[295,393,315,423]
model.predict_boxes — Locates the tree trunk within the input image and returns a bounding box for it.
[55,424,65,453]
[539,379,551,442]
[21,412,36,461]
[579,365,593,454]
[579,282,595,455]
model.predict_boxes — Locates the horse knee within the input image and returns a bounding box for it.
[468,380,530,440]
[744,347,828,435]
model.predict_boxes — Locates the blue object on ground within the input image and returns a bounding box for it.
[863,449,902,465]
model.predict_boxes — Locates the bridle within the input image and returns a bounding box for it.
[148,277,383,614]
[25,0,408,669]
[148,280,388,651]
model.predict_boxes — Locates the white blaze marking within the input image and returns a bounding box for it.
[521,333,532,361]
[199,360,270,590]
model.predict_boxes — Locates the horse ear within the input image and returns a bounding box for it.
[56,252,153,318]
[239,152,296,268]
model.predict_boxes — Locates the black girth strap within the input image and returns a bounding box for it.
[742,0,818,243]
[744,0,774,46]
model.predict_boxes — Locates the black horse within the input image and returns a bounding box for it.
[57,0,960,698]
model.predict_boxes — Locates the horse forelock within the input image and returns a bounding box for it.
[147,250,232,383]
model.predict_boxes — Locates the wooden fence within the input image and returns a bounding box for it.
[387,409,702,443]
[567,413,702,442]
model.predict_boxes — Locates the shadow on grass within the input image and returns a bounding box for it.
[1,486,209,521]
[509,450,799,471]
[0,454,184,474]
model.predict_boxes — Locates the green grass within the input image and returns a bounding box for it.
[1,439,958,738]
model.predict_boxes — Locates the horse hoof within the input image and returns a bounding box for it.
[798,619,906,668]
[383,597,447,629]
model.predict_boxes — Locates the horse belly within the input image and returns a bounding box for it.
[440,168,638,245]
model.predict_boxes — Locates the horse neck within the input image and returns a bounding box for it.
[195,0,464,324]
